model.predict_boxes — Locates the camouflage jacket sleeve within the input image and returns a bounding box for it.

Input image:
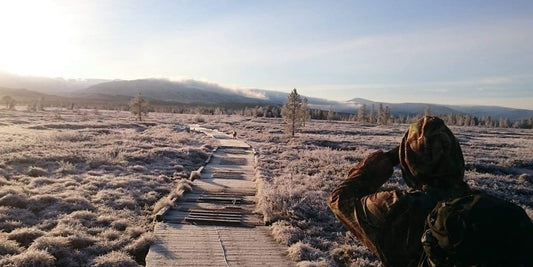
[328,150,398,255]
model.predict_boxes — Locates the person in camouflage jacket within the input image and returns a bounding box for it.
[328,116,471,267]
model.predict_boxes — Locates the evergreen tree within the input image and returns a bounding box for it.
[377,103,384,124]
[383,106,391,125]
[301,98,311,126]
[281,88,309,137]
[369,104,376,123]
[327,106,336,121]
[358,104,367,122]
[129,93,150,121]
[2,95,15,110]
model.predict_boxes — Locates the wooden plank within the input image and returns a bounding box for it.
[174,202,256,213]
[147,126,292,266]
[146,224,294,267]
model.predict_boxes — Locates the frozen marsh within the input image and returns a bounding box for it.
[1,111,532,267]
[0,109,214,266]
[194,115,533,267]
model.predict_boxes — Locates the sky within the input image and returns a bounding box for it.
[0,0,533,109]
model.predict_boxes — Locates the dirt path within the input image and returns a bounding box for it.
[145,126,293,267]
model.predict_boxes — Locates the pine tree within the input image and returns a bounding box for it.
[369,104,375,123]
[377,103,384,124]
[424,105,432,116]
[358,104,367,122]
[327,106,335,121]
[281,88,309,137]
[300,98,311,126]
[383,106,391,125]
[2,95,16,110]
[129,93,150,121]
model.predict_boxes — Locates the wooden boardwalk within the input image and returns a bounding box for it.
[146,126,293,267]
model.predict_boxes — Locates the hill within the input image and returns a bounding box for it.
[346,98,533,121]
[78,79,269,105]
[0,87,52,102]
[0,72,108,94]
[1,72,532,120]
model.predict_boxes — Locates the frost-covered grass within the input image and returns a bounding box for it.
[189,115,533,267]
[0,109,214,266]
[4,110,526,266]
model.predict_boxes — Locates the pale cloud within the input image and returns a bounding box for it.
[1,1,532,110]
[480,76,513,85]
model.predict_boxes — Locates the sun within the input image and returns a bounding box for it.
[0,0,79,77]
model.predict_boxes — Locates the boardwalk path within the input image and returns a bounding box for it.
[146,126,293,267]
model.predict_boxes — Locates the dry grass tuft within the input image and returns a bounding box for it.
[295,259,333,267]
[27,166,48,177]
[126,227,145,239]
[7,227,46,247]
[0,193,28,208]
[125,233,154,264]
[56,160,77,174]
[173,179,193,195]
[287,241,327,262]
[518,173,532,184]
[111,219,130,231]
[0,176,10,186]
[0,219,24,233]
[152,197,172,215]
[270,220,304,246]
[131,165,147,172]
[0,234,23,256]
[89,251,139,267]
[68,233,98,249]
[102,229,122,241]
[28,236,78,265]
[2,249,56,267]
[153,179,193,214]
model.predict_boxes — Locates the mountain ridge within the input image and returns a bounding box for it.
[1,72,532,120]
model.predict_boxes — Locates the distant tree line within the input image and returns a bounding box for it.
[2,95,16,110]
[4,92,532,129]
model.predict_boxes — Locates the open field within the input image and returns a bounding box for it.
[0,109,214,266]
[191,115,533,267]
[1,111,532,267]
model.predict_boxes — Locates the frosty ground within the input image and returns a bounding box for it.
[196,115,533,267]
[0,110,532,267]
[0,109,214,266]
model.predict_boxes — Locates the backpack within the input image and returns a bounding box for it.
[419,193,533,267]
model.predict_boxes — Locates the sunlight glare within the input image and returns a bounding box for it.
[0,0,79,77]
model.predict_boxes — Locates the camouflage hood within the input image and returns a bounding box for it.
[400,116,465,189]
